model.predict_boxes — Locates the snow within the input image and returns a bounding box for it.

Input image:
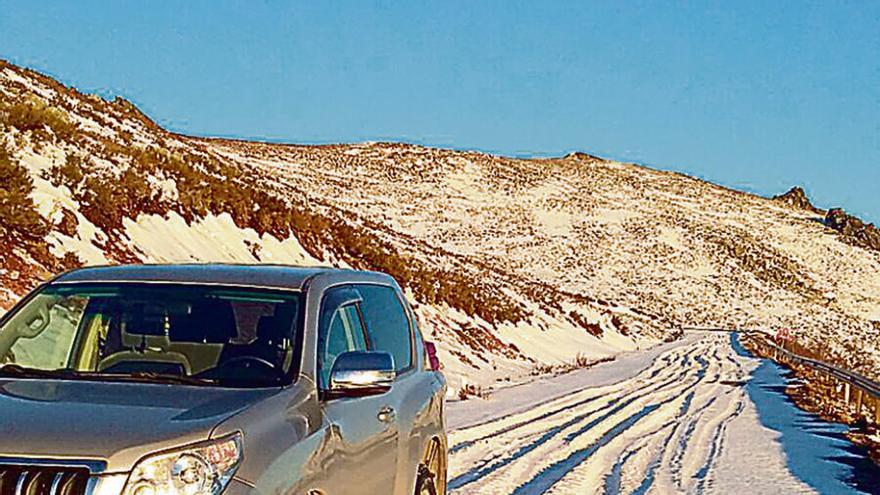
[534,208,573,237]
[124,212,321,266]
[446,335,696,430]
[710,398,816,494]
[447,333,824,494]
[1,68,54,99]
[66,109,115,138]
[16,144,110,265]
[495,319,616,365]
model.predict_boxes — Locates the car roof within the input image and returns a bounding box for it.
[51,264,390,291]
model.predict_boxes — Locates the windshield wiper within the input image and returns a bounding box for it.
[0,364,83,380]
[0,364,216,386]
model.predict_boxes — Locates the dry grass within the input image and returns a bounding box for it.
[458,383,491,401]
[531,354,615,377]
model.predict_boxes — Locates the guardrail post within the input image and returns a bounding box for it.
[855,388,863,415]
[875,397,880,425]
[844,382,851,403]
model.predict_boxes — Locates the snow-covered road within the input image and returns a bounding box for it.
[447,333,818,494]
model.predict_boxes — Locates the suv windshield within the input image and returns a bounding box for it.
[0,283,302,388]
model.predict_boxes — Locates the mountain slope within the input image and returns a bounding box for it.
[1,60,878,389]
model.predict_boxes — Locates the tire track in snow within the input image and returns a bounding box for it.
[692,397,745,494]
[448,333,794,495]
[449,346,707,491]
[511,404,663,495]
[449,393,603,455]
[448,345,701,470]
[449,379,677,491]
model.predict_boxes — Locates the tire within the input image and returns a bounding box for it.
[414,465,438,495]
[414,439,446,495]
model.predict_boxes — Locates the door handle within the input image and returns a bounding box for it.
[377,406,396,423]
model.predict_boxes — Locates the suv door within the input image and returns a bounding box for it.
[316,286,398,495]
[354,284,435,494]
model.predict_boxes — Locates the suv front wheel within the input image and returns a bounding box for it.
[414,439,446,495]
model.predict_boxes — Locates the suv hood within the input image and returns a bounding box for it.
[0,378,278,473]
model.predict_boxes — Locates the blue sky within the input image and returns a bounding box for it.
[1,1,878,221]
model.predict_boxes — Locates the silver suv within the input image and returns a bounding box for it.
[0,264,447,495]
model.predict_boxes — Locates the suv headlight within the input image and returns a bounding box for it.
[122,433,243,495]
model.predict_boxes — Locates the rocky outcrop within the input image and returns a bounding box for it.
[825,208,880,252]
[773,186,822,213]
[564,151,604,162]
[773,187,880,254]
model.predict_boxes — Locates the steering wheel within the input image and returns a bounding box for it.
[222,356,276,370]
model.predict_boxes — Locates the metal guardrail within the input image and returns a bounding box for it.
[682,326,880,423]
[756,337,880,398]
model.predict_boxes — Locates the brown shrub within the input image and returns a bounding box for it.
[457,383,490,400]
[48,153,85,189]
[56,252,84,271]
[0,146,49,242]
[2,95,77,140]
[568,311,603,337]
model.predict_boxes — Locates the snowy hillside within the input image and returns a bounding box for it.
[1,59,878,391]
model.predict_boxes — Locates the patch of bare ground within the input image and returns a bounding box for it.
[530,354,616,377]
[741,334,880,465]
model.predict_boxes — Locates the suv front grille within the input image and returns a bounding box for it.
[0,465,90,495]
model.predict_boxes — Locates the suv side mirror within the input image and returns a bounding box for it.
[328,351,395,398]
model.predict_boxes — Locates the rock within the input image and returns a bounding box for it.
[773,186,821,213]
[825,208,880,252]
[564,151,604,162]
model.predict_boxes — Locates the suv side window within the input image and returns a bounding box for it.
[403,299,426,368]
[356,285,412,373]
[317,288,369,389]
